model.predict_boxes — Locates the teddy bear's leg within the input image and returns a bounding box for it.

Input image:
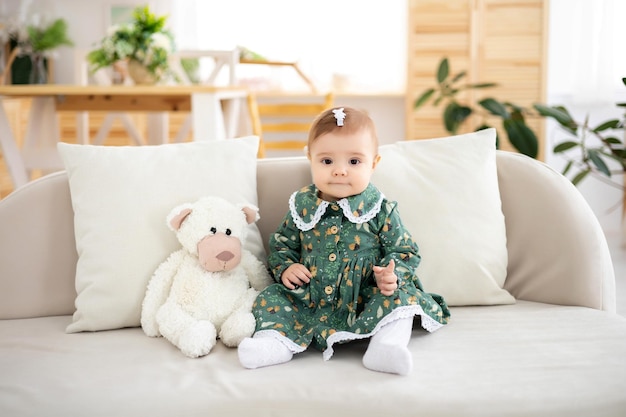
[220,311,256,347]
[220,288,258,347]
[178,321,218,358]
[156,302,217,358]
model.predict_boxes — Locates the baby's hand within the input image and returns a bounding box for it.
[373,259,398,296]
[281,263,312,290]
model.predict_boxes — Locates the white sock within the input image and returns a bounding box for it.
[363,317,413,376]
[238,335,294,369]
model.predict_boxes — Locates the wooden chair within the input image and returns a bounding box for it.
[247,92,334,158]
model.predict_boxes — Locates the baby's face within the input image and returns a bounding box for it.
[308,128,380,201]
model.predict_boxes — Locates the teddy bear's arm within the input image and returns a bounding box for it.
[140,249,187,337]
[240,250,273,291]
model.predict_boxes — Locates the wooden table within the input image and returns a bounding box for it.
[0,85,248,189]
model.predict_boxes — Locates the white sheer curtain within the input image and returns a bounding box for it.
[548,0,621,105]
[546,0,625,234]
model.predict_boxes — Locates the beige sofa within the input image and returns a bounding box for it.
[1,151,626,417]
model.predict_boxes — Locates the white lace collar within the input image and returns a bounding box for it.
[288,184,385,231]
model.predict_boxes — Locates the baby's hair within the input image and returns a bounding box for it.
[308,106,379,149]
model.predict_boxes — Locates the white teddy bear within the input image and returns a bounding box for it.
[140,196,272,358]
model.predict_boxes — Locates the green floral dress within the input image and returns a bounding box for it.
[253,183,450,360]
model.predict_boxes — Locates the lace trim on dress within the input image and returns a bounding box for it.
[290,190,386,231]
[337,193,385,224]
[289,191,329,231]
[322,305,444,361]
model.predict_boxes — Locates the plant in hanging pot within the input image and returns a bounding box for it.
[87,6,175,85]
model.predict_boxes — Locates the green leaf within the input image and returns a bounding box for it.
[414,88,435,109]
[562,160,573,176]
[600,150,626,167]
[467,82,498,89]
[509,108,526,122]
[588,149,612,177]
[572,169,590,185]
[443,101,471,134]
[553,141,579,153]
[451,71,466,83]
[503,118,538,158]
[479,98,509,118]
[27,18,73,52]
[593,119,621,132]
[504,102,524,113]
[533,104,577,131]
[605,137,623,145]
[437,58,449,84]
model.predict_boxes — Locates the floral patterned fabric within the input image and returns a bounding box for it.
[253,183,450,358]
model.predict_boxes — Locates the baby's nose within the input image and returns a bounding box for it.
[333,166,347,176]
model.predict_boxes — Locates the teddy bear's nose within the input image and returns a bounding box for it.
[216,251,235,262]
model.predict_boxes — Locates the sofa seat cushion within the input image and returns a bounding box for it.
[1,301,625,417]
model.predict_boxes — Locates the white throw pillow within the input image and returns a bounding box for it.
[58,136,264,333]
[373,128,514,306]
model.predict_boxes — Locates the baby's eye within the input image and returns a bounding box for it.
[349,158,361,165]
[210,227,217,234]
[321,158,333,165]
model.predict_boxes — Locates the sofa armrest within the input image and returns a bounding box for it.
[497,151,616,312]
[0,172,77,319]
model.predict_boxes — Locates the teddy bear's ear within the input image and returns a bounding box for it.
[169,208,192,231]
[240,204,260,225]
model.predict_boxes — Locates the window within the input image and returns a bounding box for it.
[170,0,407,92]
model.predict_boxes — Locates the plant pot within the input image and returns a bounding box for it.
[8,44,49,84]
[127,60,157,85]
[29,53,48,84]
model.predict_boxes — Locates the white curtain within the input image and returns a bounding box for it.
[550,0,617,105]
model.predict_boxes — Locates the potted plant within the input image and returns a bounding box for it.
[533,79,625,189]
[413,57,539,158]
[87,6,175,84]
[6,17,73,84]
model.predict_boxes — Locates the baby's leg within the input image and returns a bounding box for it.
[238,334,294,369]
[362,317,413,376]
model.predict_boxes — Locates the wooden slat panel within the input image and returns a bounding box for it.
[407,0,473,141]
[407,0,547,160]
